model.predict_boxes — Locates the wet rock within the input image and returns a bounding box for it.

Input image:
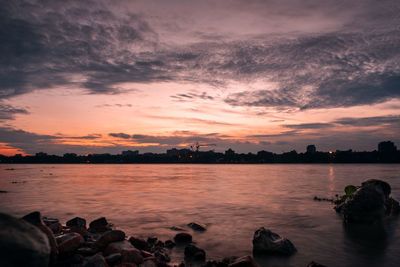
[96,230,126,248]
[141,250,153,258]
[22,211,59,265]
[48,222,63,234]
[143,257,158,267]
[252,227,296,256]
[76,246,99,256]
[205,260,229,267]
[0,190,8,193]
[105,253,122,265]
[174,233,192,244]
[187,222,207,231]
[0,213,50,267]
[89,217,110,233]
[147,236,158,245]
[307,261,327,267]
[228,256,259,267]
[104,240,144,265]
[155,249,170,262]
[184,245,206,262]
[115,263,137,267]
[129,236,150,251]
[84,253,109,267]
[337,179,400,223]
[67,217,87,228]
[164,240,176,249]
[57,232,84,255]
[170,226,185,231]
[43,217,59,226]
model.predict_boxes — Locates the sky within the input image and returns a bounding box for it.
[1,0,400,156]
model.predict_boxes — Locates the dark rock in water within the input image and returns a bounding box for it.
[205,260,229,267]
[170,226,185,231]
[129,236,150,251]
[104,240,144,264]
[0,190,8,193]
[22,211,59,265]
[48,222,63,234]
[174,233,192,244]
[336,179,400,223]
[155,249,171,262]
[84,253,108,267]
[67,217,87,228]
[165,239,176,249]
[184,244,206,261]
[96,230,126,248]
[147,236,158,245]
[43,217,59,226]
[187,222,207,231]
[143,257,158,267]
[57,232,84,255]
[76,246,99,256]
[228,256,259,267]
[115,263,138,267]
[0,213,50,267]
[106,252,122,265]
[252,227,296,256]
[307,261,327,267]
[89,217,110,233]
[140,250,153,258]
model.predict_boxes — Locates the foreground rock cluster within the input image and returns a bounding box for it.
[0,212,327,267]
[334,179,400,223]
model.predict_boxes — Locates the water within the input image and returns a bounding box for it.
[0,164,399,266]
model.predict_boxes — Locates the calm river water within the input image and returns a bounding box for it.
[1,164,399,266]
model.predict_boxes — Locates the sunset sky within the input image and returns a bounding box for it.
[1,0,400,155]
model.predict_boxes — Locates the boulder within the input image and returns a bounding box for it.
[174,233,192,244]
[164,240,176,249]
[307,261,327,267]
[187,222,207,231]
[115,263,137,267]
[228,256,258,267]
[252,227,296,256]
[67,217,87,228]
[84,253,109,267]
[155,249,170,262]
[129,236,150,251]
[104,240,143,265]
[57,232,84,255]
[96,230,126,248]
[337,179,400,223]
[89,217,110,233]
[105,253,122,265]
[22,211,59,265]
[0,213,50,267]
[184,245,206,261]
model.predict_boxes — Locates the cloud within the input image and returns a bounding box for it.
[334,115,400,127]
[170,91,214,102]
[0,104,29,121]
[284,123,334,129]
[109,133,131,139]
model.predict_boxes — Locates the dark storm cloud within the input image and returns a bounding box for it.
[0,104,29,120]
[334,115,400,127]
[109,133,131,139]
[1,0,400,112]
[284,123,334,129]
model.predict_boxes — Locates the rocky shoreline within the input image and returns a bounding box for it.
[0,211,327,267]
[2,178,399,267]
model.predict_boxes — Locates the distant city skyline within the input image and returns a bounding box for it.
[1,0,400,156]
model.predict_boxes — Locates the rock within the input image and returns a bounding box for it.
[105,253,122,265]
[184,245,206,261]
[57,232,84,255]
[84,253,109,267]
[147,237,158,245]
[155,249,170,262]
[205,260,229,267]
[141,250,153,258]
[164,240,176,249]
[129,236,150,251]
[48,222,63,234]
[76,247,99,256]
[104,240,144,264]
[22,211,59,265]
[228,256,258,267]
[307,261,327,267]
[252,227,296,256]
[143,257,158,267]
[96,230,126,248]
[170,226,185,231]
[43,217,59,226]
[338,179,400,223]
[174,233,192,244]
[187,222,207,231]
[67,217,87,228]
[0,213,50,267]
[115,263,137,267]
[89,217,110,233]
